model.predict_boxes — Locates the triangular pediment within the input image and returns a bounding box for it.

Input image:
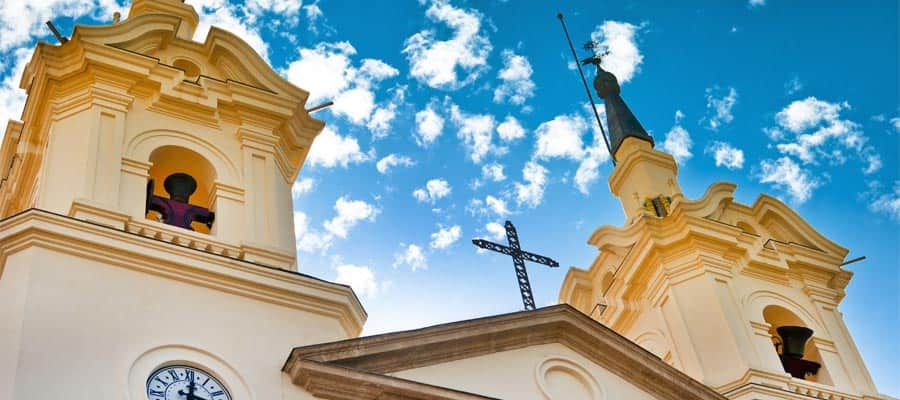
[283,305,725,400]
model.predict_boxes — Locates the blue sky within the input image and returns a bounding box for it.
[1,0,897,395]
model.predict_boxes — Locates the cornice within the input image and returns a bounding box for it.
[292,361,497,400]
[284,305,727,400]
[608,144,679,195]
[0,209,366,337]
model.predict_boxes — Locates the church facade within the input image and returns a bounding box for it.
[0,1,889,399]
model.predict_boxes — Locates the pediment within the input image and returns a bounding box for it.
[283,305,726,400]
[71,13,308,102]
[676,182,847,258]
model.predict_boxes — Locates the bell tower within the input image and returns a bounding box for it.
[0,0,325,269]
[560,63,889,399]
[0,2,364,399]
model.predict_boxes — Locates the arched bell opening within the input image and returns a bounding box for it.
[763,305,832,385]
[146,146,217,234]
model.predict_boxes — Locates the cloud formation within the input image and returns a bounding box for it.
[335,264,385,299]
[393,243,428,271]
[403,0,492,90]
[430,225,462,249]
[756,157,820,204]
[493,50,535,105]
[285,41,398,129]
[661,111,693,164]
[706,142,745,170]
[306,127,371,168]
[590,21,644,84]
[376,154,415,174]
[413,179,452,203]
[415,100,446,146]
[514,161,548,208]
[704,86,738,131]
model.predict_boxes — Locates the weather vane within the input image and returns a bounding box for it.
[472,220,559,311]
[557,13,615,164]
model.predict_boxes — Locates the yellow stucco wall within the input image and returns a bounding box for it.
[393,343,660,400]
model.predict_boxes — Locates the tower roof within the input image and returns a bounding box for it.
[592,64,654,159]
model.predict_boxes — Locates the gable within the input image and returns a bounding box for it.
[391,343,658,400]
[283,305,726,400]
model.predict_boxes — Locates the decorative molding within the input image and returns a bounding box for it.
[284,305,727,400]
[535,356,605,400]
[0,209,366,337]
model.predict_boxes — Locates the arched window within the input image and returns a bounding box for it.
[763,305,832,385]
[146,146,217,234]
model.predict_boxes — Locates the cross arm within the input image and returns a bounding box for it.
[471,239,516,256]
[519,250,560,267]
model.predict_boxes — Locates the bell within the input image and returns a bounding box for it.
[777,326,814,359]
[163,173,198,203]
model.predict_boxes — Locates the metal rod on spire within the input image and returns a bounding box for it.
[556,13,615,165]
[45,21,68,44]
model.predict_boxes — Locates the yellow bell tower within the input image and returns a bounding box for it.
[0,1,364,398]
[560,63,889,399]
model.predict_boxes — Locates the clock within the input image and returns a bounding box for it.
[146,365,231,400]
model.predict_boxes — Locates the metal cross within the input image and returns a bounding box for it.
[472,220,560,311]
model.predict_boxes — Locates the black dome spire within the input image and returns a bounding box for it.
[592,64,654,158]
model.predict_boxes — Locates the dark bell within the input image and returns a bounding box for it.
[777,326,814,359]
[163,173,198,203]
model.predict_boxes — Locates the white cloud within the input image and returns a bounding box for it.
[323,197,378,238]
[285,41,356,103]
[0,47,30,125]
[757,157,821,204]
[661,111,693,165]
[749,0,766,7]
[467,195,510,217]
[891,117,900,133]
[590,21,644,84]
[194,0,269,59]
[285,41,398,127]
[706,142,745,170]
[244,0,303,20]
[403,0,492,89]
[867,181,900,221]
[393,243,428,271]
[768,97,879,174]
[575,140,610,195]
[481,163,506,182]
[415,100,445,146]
[485,222,506,240]
[306,127,371,168]
[574,105,612,194]
[534,114,587,161]
[485,195,510,216]
[376,154,415,174]
[496,115,526,141]
[514,161,548,208]
[430,225,462,249]
[366,86,405,138]
[291,177,315,198]
[294,211,332,253]
[413,179,452,203]
[704,87,738,130]
[785,76,803,95]
[493,50,535,105]
[450,104,498,163]
[335,264,384,299]
[0,0,124,52]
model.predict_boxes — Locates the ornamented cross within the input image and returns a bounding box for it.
[472,220,560,311]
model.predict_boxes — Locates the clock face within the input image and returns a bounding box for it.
[146,365,231,400]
